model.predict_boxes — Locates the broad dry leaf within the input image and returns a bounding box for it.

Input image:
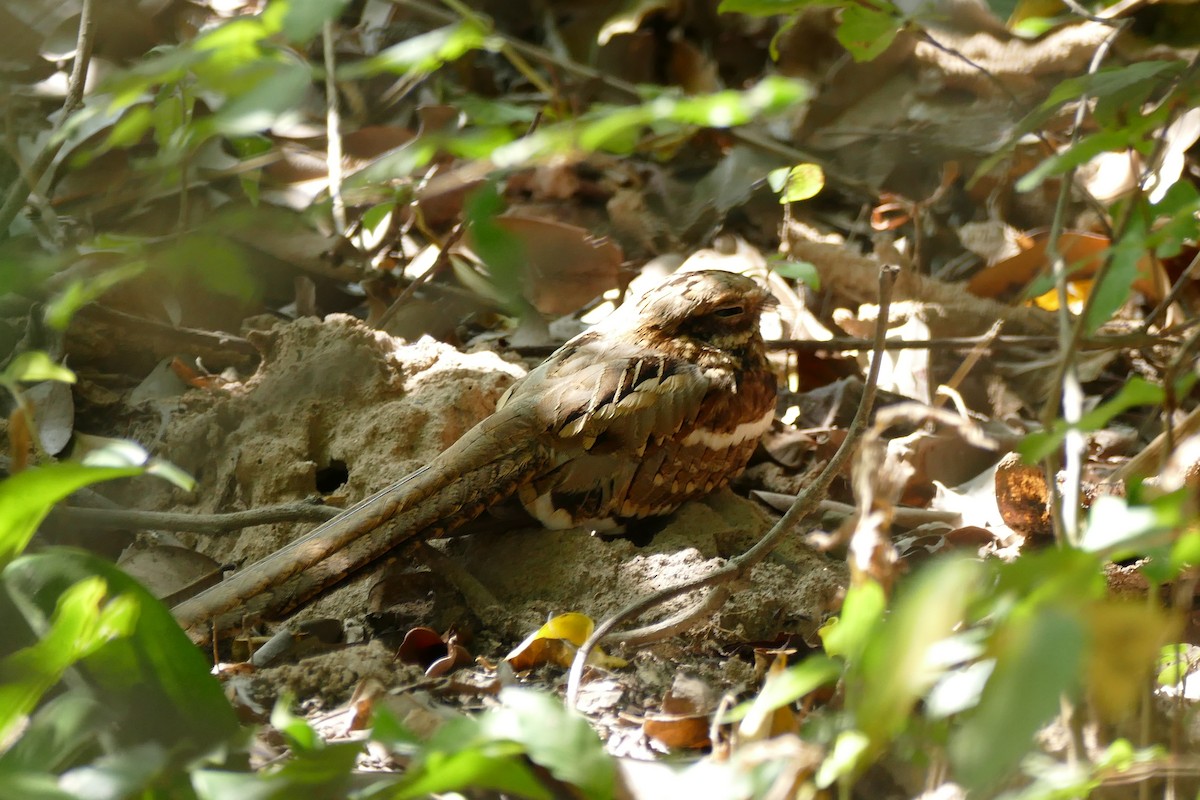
[994,452,1052,538]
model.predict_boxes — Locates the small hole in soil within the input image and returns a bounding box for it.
[315,459,349,493]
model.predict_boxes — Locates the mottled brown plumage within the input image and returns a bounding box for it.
[173,269,777,639]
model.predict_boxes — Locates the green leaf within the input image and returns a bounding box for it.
[43,262,148,330]
[0,694,107,774]
[815,729,870,788]
[1039,61,1184,114]
[337,22,490,80]
[1170,531,1200,576]
[1082,215,1146,333]
[0,769,76,800]
[0,353,76,386]
[836,3,902,62]
[770,163,825,202]
[3,551,239,755]
[57,742,170,800]
[1015,129,1135,192]
[0,463,142,568]
[208,58,312,137]
[102,105,154,150]
[479,689,616,800]
[852,557,983,748]
[1018,375,1189,463]
[492,78,809,167]
[771,258,820,289]
[721,655,842,724]
[718,0,814,13]
[271,740,362,788]
[1079,492,1185,560]
[394,744,549,800]
[0,578,136,747]
[272,0,351,42]
[951,609,1085,790]
[464,182,525,310]
[271,698,321,753]
[820,579,885,663]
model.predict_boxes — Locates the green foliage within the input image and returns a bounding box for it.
[0,442,231,795]
[463,181,527,311]
[769,163,825,203]
[787,538,1179,794]
[721,0,904,62]
[1020,374,1197,463]
[336,21,493,80]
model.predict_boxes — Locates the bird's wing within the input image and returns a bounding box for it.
[497,333,718,527]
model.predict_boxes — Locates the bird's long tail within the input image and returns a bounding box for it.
[171,408,548,643]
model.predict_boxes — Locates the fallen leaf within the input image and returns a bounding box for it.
[491,216,623,315]
[966,230,1163,306]
[395,626,473,677]
[118,545,223,600]
[994,452,1052,538]
[504,612,626,671]
[25,380,75,455]
[644,674,717,750]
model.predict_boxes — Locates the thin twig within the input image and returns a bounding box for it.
[51,500,340,533]
[374,223,466,329]
[1143,249,1200,333]
[508,331,1171,360]
[324,19,348,235]
[1037,21,1126,546]
[1159,323,1200,457]
[565,264,899,707]
[0,0,97,237]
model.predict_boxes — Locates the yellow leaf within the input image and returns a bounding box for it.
[503,612,628,672]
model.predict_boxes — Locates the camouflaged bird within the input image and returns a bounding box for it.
[173,269,778,640]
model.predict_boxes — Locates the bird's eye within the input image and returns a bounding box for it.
[714,306,744,318]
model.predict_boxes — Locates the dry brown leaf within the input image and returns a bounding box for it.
[966,230,1164,307]
[118,545,224,600]
[643,674,717,751]
[993,452,1052,538]
[395,627,472,677]
[492,216,623,315]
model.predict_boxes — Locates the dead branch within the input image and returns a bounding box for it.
[51,500,339,534]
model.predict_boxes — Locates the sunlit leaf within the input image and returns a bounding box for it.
[207,58,312,136]
[852,557,982,747]
[721,655,842,725]
[0,464,141,567]
[0,353,76,386]
[836,3,902,62]
[815,729,870,788]
[770,163,825,203]
[1079,493,1185,559]
[478,689,616,800]
[44,262,148,330]
[772,258,821,289]
[337,22,491,80]
[0,578,136,747]
[820,579,885,663]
